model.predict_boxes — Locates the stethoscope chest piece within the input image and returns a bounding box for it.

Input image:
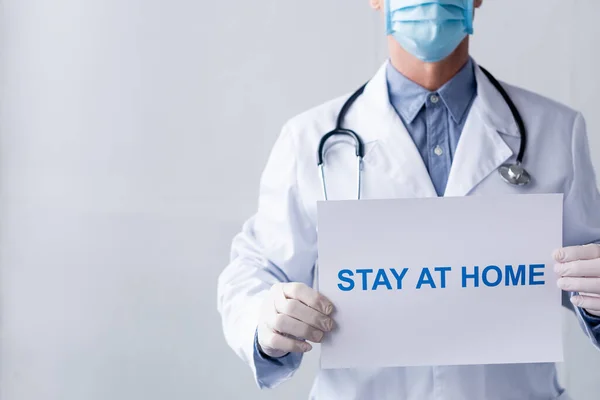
[498,163,531,186]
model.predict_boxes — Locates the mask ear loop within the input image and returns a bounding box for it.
[385,0,393,35]
[465,0,474,34]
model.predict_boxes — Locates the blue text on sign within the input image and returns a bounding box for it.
[337,264,546,291]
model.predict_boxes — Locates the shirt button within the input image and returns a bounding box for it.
[434,146,443,156]
[430,94,440,104]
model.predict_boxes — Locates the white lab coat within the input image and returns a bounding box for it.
[217,61,600,400]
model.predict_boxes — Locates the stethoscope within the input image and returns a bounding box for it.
[317,66,531,201]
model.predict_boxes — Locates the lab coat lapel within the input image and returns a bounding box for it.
[444,64,518,197]
[357,62,437,198]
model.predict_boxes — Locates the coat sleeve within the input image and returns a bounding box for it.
[217,122,318,389]
[562,112,600,348]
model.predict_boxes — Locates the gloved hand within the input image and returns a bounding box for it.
[555,244,600,316]
[257,282,335,358]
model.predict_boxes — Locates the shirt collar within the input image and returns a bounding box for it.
[386,58,477,125]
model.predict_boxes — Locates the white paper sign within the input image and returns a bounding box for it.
[317,194,564,369]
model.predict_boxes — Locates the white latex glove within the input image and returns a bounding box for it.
[555,244,600,316]
[257,282,335,358]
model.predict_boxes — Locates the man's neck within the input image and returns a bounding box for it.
[388,37,471,92]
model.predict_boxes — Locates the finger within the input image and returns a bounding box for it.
[267,313,325,343]
[579,292,600,298]
[570,295,600,315]
[274,293,334,332]
[282,282,334,315]
[557,277,600,293]
[554,244,600,263]
[260,329,312,354]
[554,258,600,278]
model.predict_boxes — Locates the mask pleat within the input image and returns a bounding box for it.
[389,0,468,11]
[391,4,466,22]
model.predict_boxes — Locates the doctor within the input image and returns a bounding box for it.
[218,0,600,399]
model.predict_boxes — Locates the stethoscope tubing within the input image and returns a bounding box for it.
[317,66,529,200]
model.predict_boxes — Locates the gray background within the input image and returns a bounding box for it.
[0,0,598,399]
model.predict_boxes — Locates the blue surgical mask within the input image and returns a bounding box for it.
[385,0,474,63]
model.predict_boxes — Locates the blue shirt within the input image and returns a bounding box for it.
[386,58,477,196]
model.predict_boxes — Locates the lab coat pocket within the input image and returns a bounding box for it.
[361,140,383,169]
[361,140,409,199]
